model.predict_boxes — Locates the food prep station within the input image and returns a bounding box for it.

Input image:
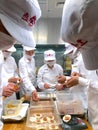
[2,91,90,130]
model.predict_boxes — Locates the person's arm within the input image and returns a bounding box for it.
[19,60,39,101]
[55,65,65,90]
[2,82,19,97]
[8,77,22,84]
[78,77,90,88]
[58,75,66,84]
[65,76,79,87]
[64,75,90,88]
[19,60,36,93]
[37,67,46,90]
[8,57,22,84]
[71,72,90,87]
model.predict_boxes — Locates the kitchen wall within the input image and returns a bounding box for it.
[33,17,64,44]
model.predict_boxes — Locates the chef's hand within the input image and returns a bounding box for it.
[58,75,66,84]
[44,83,50,89]
[2,83,19,97]
[32,90,39,102]
[56,84,64,91]
[65,76,79,88]
[71,72,82,77]
[8,77,22,84]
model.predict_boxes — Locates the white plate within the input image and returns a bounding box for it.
[2,103,29,121]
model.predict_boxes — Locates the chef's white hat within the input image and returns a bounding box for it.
[61,0,98,70]
[44,50,56,61]
[0,0,41,48]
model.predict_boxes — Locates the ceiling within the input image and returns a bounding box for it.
[38,0,65,18]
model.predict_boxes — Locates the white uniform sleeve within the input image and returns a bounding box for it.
[37,67,45,90]
[19,60,35,92]
[78,77,90,88]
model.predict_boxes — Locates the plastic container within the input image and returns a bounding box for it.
[55,91,85,115]
[26,106,62,130]
[4,100,22,116]
[37,92,56,99]
[30,92,55,108]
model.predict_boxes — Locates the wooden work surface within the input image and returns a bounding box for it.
[3,118,92,130]
[2,96,92,130]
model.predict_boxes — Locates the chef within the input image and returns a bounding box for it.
[64,43,88,110]
[0,0,41,129]
[1,45,22,99]
[61,0,98,129]
[37,49,63,92]
[19,45,37,101]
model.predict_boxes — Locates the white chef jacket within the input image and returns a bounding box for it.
[78,70,98,130]
[72,53,88,78]
[70,53,88,110]
[71,54,98,129]
[61,0,98,129]
[1,55,18,100]
[37,63,63,92]
[19,56,36,95]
